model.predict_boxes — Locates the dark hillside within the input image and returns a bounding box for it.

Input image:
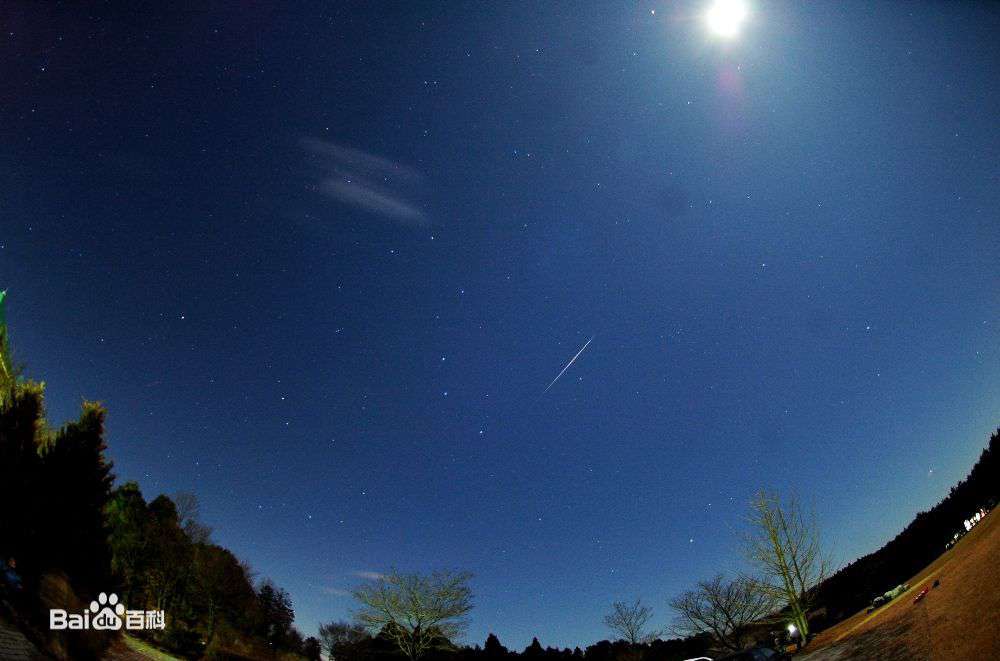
[811,428,999,625]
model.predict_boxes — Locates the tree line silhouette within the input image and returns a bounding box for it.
[2,292,998,659]
[0,296,321,659]
[809,427,999,628]
[317,429,999,659]
[318,627,712,661]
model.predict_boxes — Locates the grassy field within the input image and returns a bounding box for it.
[123,634,186,661]
[798,507,999,659]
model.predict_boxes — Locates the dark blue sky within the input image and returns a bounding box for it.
[2,0,998,649]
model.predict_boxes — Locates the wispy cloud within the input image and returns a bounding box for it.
[302,138,428,225]
[352,570,385,580]
[321,586,352,597]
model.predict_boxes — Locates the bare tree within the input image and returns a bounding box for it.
[603,598,661,644]
[352,569,473,661]
[670,574,776,653]
[744,491,829,645]
[174,491,214,544]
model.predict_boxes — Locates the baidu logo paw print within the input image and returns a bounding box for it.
[89,592,124,630]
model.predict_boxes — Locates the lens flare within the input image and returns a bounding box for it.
[705,0,748,38]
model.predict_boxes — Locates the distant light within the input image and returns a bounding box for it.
[787,623,797,635]
[705,0,748,38]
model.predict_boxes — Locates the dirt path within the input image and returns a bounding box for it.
[0,616,45,660]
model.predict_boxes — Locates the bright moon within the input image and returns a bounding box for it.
[705,0,748,38]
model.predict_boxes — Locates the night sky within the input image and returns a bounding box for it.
[2,0,999,649]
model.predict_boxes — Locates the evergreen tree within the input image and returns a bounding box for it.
[484,633,509,661]
[524,638,544,660]
[303,636,323,660]
[35,402,115,594]
[192,544,259,648]
[105,482,150,605]
[258,579,296,650]
[0,379,45,574]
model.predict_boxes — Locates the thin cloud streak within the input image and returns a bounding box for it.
[321,586,352,597]
[320,179,425,223]
[303,138,428,225]
[302,139,422,182]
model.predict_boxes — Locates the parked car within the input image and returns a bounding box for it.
[866,594,886,613]
[885,583,909,600]
[865,583,910,613]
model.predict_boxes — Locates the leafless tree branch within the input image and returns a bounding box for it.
[603,598,662,644]
[353,569,473,661]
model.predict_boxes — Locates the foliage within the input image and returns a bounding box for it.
[744,491,829,642]
[0,379,48,571]
[4,293,1000,660]
[743,491,828,644]
[810,428,1000,625]
[103,484,307,657]
[353,569,474,661]
[0,345,114,657]
[0,378,113,598]
[258,579,297,650]
[301,636,323,660]
[0,299,309,659]
[319,620,370,660]
[315,630,711,661]
[0,289,16,393]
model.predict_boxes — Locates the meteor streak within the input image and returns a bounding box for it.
[543,336,593,393]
